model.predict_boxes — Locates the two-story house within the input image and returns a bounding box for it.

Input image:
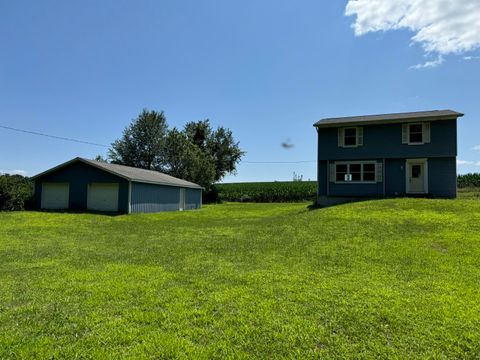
[314,110,464,206]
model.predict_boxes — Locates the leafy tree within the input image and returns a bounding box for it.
[184,120,244,182]
[108,109,168,169]
[161,129,216,189]
[108,110,243,189]
[94,155,108,162]
[0,174,34,211]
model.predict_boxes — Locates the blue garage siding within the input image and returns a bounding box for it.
[131,182,180,213]
[34,162,129,212]
[185,188,202,210]
[428,157,457,198]
[131,183,202,213]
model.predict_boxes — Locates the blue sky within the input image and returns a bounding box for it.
[1,0,479,181]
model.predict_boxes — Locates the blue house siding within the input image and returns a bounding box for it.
[34,161,129,212]
[385,159,407,197]
[317,119,457,161]
[328,182,383,197]
[428,157,457,198]
[185,188,202,210]
[130,182,181,213]
[317,161,328,196]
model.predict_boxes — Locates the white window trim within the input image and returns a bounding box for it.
[405,158,429,194]
[407,123,425,145]
[334,160,377,184]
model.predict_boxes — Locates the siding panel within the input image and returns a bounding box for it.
[185,188,202,210]
[428,157,457,198]
[131,182,180,213]
[318,119,457,161]
[318,161,328,196]
[328,182,383,197]
[385,159,406,197]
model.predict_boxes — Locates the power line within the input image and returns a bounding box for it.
[0,124,316,163]
[243,160,315,164]
[0,124,109,148]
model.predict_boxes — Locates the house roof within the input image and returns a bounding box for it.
[31,157,203,189]
[313,110,464,128]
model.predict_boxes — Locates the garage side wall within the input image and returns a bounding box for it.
[34,162,129,213]
[131,182,181,213]
[185,188,202,210]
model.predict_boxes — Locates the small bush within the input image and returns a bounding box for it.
[0,174,34,211]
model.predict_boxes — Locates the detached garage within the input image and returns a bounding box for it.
[32,157,203,213]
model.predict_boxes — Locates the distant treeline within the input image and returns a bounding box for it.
[457,173,480,188]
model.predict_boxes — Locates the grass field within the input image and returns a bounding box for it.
[1,198,480,358]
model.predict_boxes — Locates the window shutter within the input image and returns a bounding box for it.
[423,122,431,143]
[329,163,336,182]
[375,162,383,182]
[357,127,363,146]
[338,128,344,147]
[402,124,408,144]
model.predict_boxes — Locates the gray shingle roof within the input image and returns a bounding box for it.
[32,157,203,189]
[314,110,463,128]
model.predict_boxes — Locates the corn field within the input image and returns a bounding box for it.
[215,181,317,202]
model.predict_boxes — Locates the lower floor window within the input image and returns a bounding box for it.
[335,162,377,182]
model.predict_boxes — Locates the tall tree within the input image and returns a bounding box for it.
[184,120,244,182]
[108,109,168,169]
[108,111,243,189]
[161,128,216,189]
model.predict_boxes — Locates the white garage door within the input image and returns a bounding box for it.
[87,183,119,212]
[41,183,69,209]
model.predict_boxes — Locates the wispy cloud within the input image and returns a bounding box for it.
[464,56,480,61]
[409,56,444,70]
[472,145,480,151]
[0,169,27,176]
[345,0,480,67]
[457,160,474,165]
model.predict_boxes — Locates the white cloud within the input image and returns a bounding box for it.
[464,56,480,60]
[345,0,480,63]
[472,145,480,151]
[409,55,444,70]
[0,169,27,176]
[457,160,474,165]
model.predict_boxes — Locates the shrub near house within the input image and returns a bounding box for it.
[0,174,33,210]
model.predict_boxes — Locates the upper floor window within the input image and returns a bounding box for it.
[402,122,431,145]
[338,127,363,148]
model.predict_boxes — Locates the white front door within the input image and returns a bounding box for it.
[407,160,427,194]
[87,183,119,212]
[41,183,69,209]
[179,188,186,211]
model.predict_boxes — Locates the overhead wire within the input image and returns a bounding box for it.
[0,124,315,163]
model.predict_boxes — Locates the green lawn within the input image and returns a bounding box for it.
[1,198,480,359]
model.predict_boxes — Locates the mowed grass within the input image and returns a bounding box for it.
[1,198,480,359]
